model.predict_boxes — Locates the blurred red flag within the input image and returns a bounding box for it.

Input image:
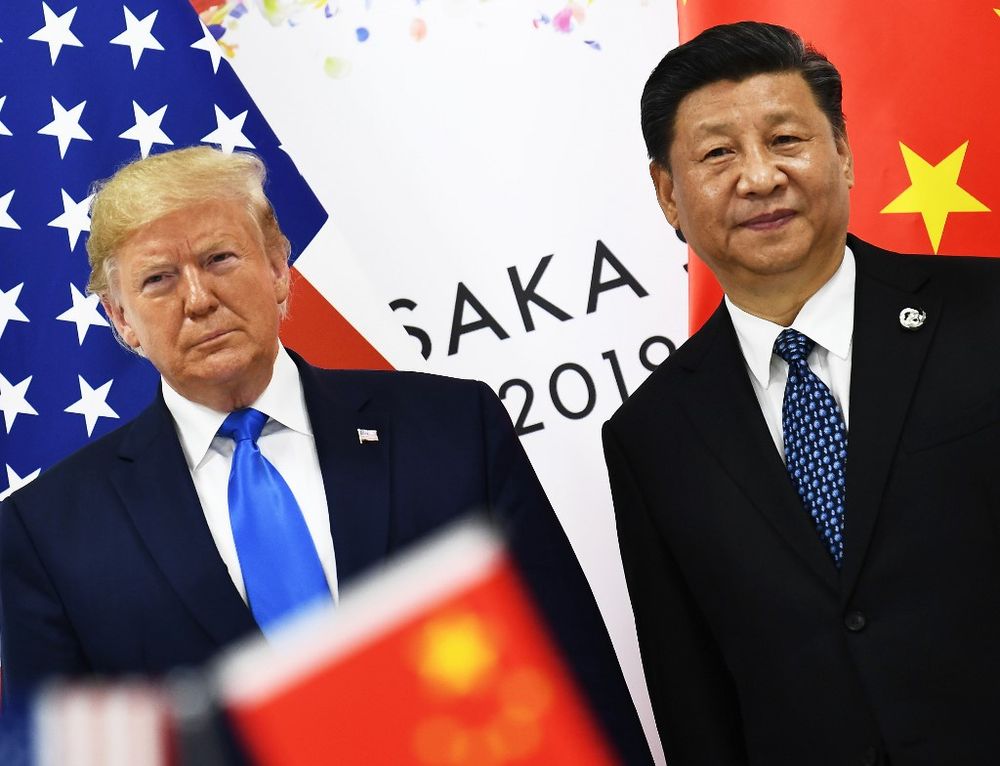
[219,522,616,766]
[679,1,1000,332]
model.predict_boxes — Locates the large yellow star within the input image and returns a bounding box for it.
[416,613,498,695]
[880,141,990,253]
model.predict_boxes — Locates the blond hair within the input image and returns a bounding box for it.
[86,147,290,298]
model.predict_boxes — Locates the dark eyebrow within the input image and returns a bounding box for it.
[200,238,238,253]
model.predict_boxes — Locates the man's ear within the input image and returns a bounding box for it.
[101,296,141,350]
[270,250,291,306]
[837,135,855,189]
[650,160,681,231]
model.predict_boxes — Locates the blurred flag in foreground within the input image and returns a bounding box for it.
[218,520,616,766]
[27,521,617,765]
[33,684,171,766]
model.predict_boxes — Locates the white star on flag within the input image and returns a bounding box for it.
[0,373,38,433]
[0,95,11,137]
[48,188,93,250]
[110,7,164,69]
[190,20,224,74]
[119,101,173,158]
[1,464,42,501]
[28,2,83,65]
[65,375,119,436]
[0,283,30,340]
[37,96,92,159]
[57,284,109,344]
[0,190,19,230]
[201,106,254,154]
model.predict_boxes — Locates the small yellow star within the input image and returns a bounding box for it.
[416,613,498,696]
[880,141,990,253]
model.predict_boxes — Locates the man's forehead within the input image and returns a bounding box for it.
[122,202,260,254]
[669,71,834,146]
[688,107,806,136]
[678,71,811,116]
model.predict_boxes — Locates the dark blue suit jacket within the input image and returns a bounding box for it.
[1,352,651,763]
[605,238,1000,766]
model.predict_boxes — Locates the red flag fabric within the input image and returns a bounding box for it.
[279,269,392,371]
[679,1,1000,332]
[219,523,616,766]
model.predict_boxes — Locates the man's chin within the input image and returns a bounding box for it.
[738,238,819,278]
[173,351,267,398]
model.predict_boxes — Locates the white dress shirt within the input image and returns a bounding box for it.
[725,246,855,461]
[161,346,339,603]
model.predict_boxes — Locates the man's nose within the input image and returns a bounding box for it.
[181,267,218,317]
[736,146,787,197]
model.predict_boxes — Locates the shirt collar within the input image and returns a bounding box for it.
[162,345,312,470]
[725,245,855,388]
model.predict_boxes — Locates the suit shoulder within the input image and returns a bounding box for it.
[314,367,483,391]
[853,238,1000,315]
[311,367,488,409]
[852,235,1000,280]
[607,319,716,432]
[3,413,136,512]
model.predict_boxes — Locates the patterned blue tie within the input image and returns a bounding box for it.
[219,408,331,636]
[774,329,848,566]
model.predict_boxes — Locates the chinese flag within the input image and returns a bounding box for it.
[679,1,1000,332]
[219,522,615,765]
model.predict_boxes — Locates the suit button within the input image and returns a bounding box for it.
[860,746,879,766]
[845,611,867,632]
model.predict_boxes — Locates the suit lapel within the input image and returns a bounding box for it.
[676,307,840,593]
[111,396,257,647]
[294,356,392,587]
[841,239,939,599]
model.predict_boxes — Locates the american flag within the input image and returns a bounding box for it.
[0,0,327,498]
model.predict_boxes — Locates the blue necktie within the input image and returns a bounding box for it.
[219,408,331,636]
[774,329,848,566]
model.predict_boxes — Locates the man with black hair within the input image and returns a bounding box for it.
[605,21,1000,766]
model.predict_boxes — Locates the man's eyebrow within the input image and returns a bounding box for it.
[197,236,240,253]
[760,109,806,126]
[690,119,735,137]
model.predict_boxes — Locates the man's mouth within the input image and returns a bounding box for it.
[740,209,796,230]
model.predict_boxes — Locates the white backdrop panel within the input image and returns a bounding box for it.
[221,3,685,762]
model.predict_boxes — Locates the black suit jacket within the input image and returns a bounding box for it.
[1,351,651,763]
[604,236,1000,766]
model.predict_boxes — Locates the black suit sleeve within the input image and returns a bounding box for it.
[603,422,748,766]
[0,497,89,710]
[476,382,653,765]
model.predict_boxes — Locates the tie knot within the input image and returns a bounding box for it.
[773,328,815,364]
[219,408,268,444]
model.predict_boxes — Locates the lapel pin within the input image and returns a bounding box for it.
[899,307,926,331]
[357,428,379,444]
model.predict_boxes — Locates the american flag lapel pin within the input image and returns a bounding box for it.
[357,428,379,444]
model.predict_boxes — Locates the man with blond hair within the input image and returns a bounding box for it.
[1,146,651,763]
